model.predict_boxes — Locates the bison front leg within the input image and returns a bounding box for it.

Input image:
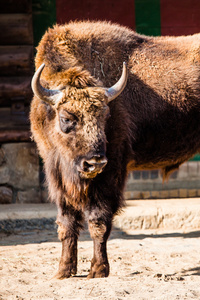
[55,205,83,279]
[55,235,78,279]
[87,212,112,278]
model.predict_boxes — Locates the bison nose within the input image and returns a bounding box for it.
[80,155,108,174]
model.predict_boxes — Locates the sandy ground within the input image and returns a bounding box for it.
[1,226,200,300]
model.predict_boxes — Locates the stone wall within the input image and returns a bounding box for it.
[0,142,42,204]
[125,161,200,199]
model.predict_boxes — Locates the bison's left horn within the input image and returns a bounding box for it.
[105,62,128,102]
[31,63,63,105]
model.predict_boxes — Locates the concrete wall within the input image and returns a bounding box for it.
[125,162,200,199]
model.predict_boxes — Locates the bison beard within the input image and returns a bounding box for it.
[45,149,89,208]
[30,20,200,279]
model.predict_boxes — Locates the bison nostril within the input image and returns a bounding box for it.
[83,161,95,172]
[80,156,108,173]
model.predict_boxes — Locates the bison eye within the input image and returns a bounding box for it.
[61,118,70,124]
[60,117,77,133]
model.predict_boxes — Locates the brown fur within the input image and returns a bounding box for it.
[30,21,200,279]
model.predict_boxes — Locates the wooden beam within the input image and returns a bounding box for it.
[0,14,33,45]
[0,108,29,128]
[0,46,34,76]
[0,77,32,106]
[0,129,31,142]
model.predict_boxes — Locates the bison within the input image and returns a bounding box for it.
[30,21,200,279]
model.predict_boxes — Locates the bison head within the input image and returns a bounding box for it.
[31,63,127,179]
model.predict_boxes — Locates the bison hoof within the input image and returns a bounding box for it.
[87,263,109,279]
[54,264,77,280]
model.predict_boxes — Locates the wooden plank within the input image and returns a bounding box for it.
[0,46,34,76]
[0,130,31,142]
[0,108,29,128]
[0,0,32,14]
[0,14,33,45]
[0,77,32,106]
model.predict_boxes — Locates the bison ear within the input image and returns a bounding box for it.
[105,62,128,102]
[31,63,63,105]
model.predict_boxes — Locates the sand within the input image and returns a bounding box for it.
[1,226,200,300]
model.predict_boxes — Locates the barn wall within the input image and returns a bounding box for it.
[160,0,200,36]
[56,0,135,29]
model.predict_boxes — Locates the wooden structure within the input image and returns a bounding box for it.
[0,0,34,142]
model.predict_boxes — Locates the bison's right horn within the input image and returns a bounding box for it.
[31,63,63,105]
[105,62,128,102]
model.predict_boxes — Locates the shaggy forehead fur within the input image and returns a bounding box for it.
[56,87,109,151]
[57,86,107,110]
